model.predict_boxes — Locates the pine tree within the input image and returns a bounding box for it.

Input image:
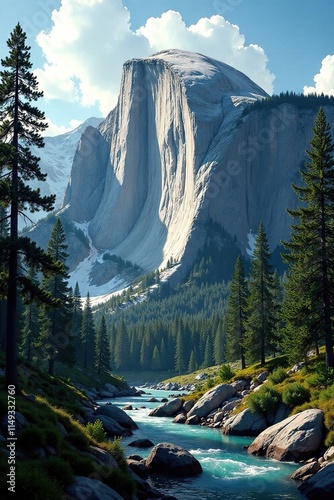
[213,320,225,366]
[140,331,151,371]
[38,218,73,374]
[244,222,276,365]
[95,315,110,374]
[0,206,9,349]
[282,108,334,367]
[0,24,59,390]
[20,266,39,361]
[174,317,186,374]
[188,350,196,373]
[151,345,161,371]
[114,319,128,370]
[81,293,96,369]
[225,257,248,369]
[71,281,82,361]
[203,333,214,368]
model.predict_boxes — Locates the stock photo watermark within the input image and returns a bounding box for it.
[7,384,16,494]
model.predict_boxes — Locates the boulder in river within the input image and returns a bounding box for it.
[95,404,138,430]
[129,438,154,448]
[149,398,183,417]
[146,443,202,476]
[187,384,236,419]
[247,409,324,461]
[222,407,267,436]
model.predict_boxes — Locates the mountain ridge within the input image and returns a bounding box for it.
[29,50,334,298]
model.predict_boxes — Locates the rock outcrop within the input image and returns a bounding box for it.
[95,403,138,430]
[247,409,324,461]
[187,384,236,419]
[65,475,123,499]
[145,443,202,476]
[298,463,334,498]
[149,398,183,417]
[222,407,267,436]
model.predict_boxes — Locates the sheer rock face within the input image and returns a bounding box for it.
[49,49,334,293]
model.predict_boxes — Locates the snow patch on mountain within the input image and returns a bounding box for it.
[25,117,102,228]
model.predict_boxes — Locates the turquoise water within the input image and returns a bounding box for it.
[98,389,303,499]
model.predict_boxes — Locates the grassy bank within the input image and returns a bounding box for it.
[0,353,135,499]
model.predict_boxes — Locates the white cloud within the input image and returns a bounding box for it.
[138,11,274,94]
[44,116,75,136]
[304,55,334,96]
[35,0,150,115]
[35,1,274,116]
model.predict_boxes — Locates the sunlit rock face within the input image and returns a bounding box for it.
[38,49,334,294]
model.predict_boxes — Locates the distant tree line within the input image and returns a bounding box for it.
[242,91,334,118]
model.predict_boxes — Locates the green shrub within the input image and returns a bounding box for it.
[67,430,90,450]
[104,468,136,497]
[41,457,73,487]
[18,425,46,449]
[61,449,95,475]
[219,364,236,382]
[324,406,334,431]
[107,437,127,471]
[311,362,334,387]
[325,430,334,447]
[16,462,61,500]
[204,378,215,390]
[291,402,314,415]
[318,384,334,403]
[248,385,281,414]
[44,427,62,451]
[268,367,289,385]
[282,383,310,408]
[86,419,107,443]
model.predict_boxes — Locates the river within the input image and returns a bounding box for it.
[98,389,303,499]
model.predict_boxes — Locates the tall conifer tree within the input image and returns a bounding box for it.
[0,24,59,389]
[95,315,110,374]
[225,256,248,369]
[244,222,276,365]
[20,266,39,361]
[282,108,334,367]
[81,293,95,369]
[38,218,73,374]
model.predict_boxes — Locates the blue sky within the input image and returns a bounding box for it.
[1,0,334,135]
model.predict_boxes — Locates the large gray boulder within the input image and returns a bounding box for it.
[95,404,138,430]
[146,443,202,476]
[222,407,267,436]
[248,409,324,461]
[298,462,334,498]
[187,384,236,419]
[65,476,123,499]
[149,398,183,417]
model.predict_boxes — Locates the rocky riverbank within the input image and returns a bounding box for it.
[142,371,334,498]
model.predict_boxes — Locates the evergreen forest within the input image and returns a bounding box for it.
[1,25,334,393]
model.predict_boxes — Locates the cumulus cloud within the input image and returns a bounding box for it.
[304,55,334,96]
[35,0,274,117]
[35,0,150,115]
[138,11,274,94]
